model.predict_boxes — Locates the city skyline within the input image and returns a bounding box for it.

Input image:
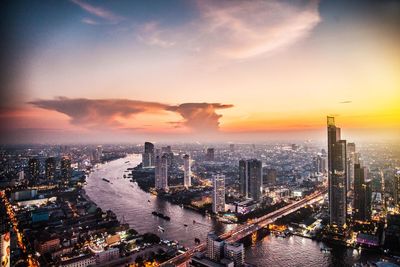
[1,0,400,144]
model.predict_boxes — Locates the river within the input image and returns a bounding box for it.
[84,154,384,267]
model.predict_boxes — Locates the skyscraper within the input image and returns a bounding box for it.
[28,158,40,184]
[45,157,56,181]
[142,142,155,168]
[239,160,248,198]
[183,154,191,188]
[60,156,72,182]
[264,168,277,186]
[347,142,356,191]
[327,116,347,227]
[96,145,103,162]
[394,171,400,207]
[354,164,371,221]
[145,142,155,154]
[206,148,215,161]
[314,154,328,174]
[212,174,225,213]
[161,146,173,167]
[155,155,161,189]
[239,159,263,201]
[155,154,168,191]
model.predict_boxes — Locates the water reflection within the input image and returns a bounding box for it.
[85,154,383,266]
[84,154,229,247]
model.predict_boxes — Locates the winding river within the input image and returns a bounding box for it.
[84,154,383,266]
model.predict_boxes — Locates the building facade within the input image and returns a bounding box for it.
[224,242,244,267]
[142,142,155,168]
[327,116,347,227]
[61,156,72,182]
[155,154,168,191]
[183,154,191,188]
[45,157,56,181]
[212,175,225,213]
[28,158,40,184]
[354,164,371,221]
[206,148,215,161]
[239,159,263,201]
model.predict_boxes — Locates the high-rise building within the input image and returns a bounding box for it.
[96,145,103,162]
[394,171,400,207]
[327,116,347,227]
[224,242,244,267]
[145,142,155,154]
[206,232,224,262]
[354,164,371,221]
[155,154,168,191]
[28,158,40,184]
[183,154,191,188]
[264,168,277,185]
[160,146,173,166]
[142,142,155,168]
[321,156,328,174]
[45,157,56,181]
[239,160,247,198]
[239,159,263,201]
[347,142,356,191]
[365,180,372,218]
[212,174,225,213]
[155,155,161,189]
[206,148,215,161]
[60,156,72,182]
[314,154,328,174]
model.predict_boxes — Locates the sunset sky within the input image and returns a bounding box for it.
[1,0,399,143]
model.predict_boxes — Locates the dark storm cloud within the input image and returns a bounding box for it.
[167,103,234,132]
[29,97,233,132]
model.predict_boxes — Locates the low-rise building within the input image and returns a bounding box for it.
[60,254,96,267]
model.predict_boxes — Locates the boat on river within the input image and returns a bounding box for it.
[151,211,171,221]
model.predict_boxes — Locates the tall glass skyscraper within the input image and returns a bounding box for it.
[354,163,371,221]
[239,159,263,201]
[327,116,347,227]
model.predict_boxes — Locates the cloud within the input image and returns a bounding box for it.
[29,97,233,132]
[137,22,176,48]
[339,100,352,104]
[29,97,168,129]
[167,103,233,132]
[137,0,320,60]
[81,18,99,25]
[71,0,124,24]
[196,0,321,59]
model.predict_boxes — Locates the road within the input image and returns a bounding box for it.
[161,189,327,266]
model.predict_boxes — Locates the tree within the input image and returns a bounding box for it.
[142,233,160,244]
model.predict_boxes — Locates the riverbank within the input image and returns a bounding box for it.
[84,154,222,248]
[83,154,398,267]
